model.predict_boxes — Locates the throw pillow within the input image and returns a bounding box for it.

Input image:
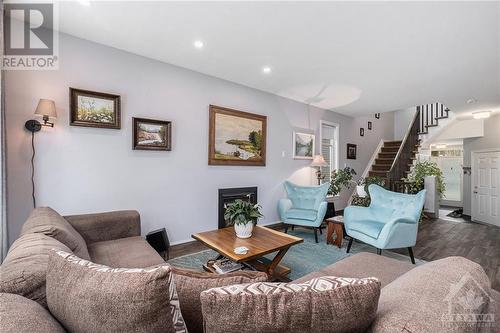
[201,276,381,333]
[0,233,71,307]
[46,250,187,333]
[21,207,90,260]
[0,293,66,333]
[171,266,268,333]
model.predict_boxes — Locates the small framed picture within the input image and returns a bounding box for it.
[347,143,357,160]
[70,88,121,129]
[360,128,364,136]
[368,121,372,130]
[133,117,172,151]
[293,131,315,159]
[375,113,380,119]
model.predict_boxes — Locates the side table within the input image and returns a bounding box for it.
[326,216,344,248]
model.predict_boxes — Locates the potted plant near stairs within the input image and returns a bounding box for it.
[224,199,264,238]
[328,167,357,216]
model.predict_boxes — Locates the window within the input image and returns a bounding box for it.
[320,121,339,185]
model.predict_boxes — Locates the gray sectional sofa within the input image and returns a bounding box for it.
[1,207,499,332]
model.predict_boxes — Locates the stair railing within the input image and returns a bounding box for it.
[387,109,420,191]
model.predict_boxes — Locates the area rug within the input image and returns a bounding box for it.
[168,228,425,280]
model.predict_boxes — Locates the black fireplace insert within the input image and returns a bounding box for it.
[218,187,258,229]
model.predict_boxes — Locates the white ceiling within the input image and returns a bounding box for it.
[54,1,500,117]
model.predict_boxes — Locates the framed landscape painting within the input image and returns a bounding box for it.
[133,117,172,151]
[208,105,267,166]
[293,132,315,159]
[70,88,121,129]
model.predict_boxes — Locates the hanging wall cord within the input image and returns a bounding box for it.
[30,131,36,208]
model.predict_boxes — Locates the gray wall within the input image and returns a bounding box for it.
[462,113,500,215]
[393,107,416,140]
[6,33,394,245]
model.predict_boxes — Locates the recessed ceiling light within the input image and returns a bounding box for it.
[193,40,204,49]
[472,111,491,119]
[262,66,272,74]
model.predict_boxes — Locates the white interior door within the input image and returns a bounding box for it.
[472,151,500,226]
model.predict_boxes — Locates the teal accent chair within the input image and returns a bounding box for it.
[344,184,426,264]
[278,181,329,243]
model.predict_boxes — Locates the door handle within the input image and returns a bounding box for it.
[473,191,478,194]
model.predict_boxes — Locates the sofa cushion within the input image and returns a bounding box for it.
[294,252,414,287]
[88,236,165,268]
[0,233,71,307]
[201,276,381,333]
[348,219,386,239]
[0,293,66,333]
[21,207,90,260]
[171,267,268,333]
[46,250,187,333]
[285,208,318,221]
[372,256,493,333]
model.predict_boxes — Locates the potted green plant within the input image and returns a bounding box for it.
[405,160,445,198]
[329,167,356,196]
[224,199,264,238]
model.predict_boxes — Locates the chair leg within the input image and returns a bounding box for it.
[319,226,323,235]
[346,237,353,253]
[377,249,382,255]
[291,225,295,231]
[313,228,318,243]
[408,247,416,264]
[284,225,289,234]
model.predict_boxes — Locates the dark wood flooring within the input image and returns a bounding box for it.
[169,218,500,291]
[393,218,500,291]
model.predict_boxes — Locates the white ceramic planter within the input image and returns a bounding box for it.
[234,222,254,238]
[356,185,367,198]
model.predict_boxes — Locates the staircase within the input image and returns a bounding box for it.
[368,141,403,178]
[364,103,452,192]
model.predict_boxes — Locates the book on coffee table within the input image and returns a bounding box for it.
[212,258,243,274]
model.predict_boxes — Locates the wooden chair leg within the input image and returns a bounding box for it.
[313,228,318,243]
[346,237,353,253]
[377,249,382,255]
[408,247,416,264]
[319,226,323,235]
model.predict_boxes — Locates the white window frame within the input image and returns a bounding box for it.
[319,120,339,193]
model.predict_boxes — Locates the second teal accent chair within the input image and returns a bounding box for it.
[278,181,329,243]
[344,184,426,264]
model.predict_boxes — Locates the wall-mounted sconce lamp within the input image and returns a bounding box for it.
[25,99,57,132]
[24,99,57,208]
[310,155,328,185]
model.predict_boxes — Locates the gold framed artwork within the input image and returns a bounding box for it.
[208,105,267,166]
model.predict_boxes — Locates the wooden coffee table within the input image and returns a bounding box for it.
[192,225,303,280]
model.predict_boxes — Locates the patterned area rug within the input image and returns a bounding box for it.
[168,228,425,281]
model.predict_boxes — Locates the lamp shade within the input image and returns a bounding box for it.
[310,155,328,167]
[34,99,57,118]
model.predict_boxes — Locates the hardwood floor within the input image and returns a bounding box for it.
[169,219,500,291]
[393,218,500,291]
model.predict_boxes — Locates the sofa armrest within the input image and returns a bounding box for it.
[64,210,141,244]
[278,198,293,221]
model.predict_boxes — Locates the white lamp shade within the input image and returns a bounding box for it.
[310,155,328,167]
[35,99,57,118]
